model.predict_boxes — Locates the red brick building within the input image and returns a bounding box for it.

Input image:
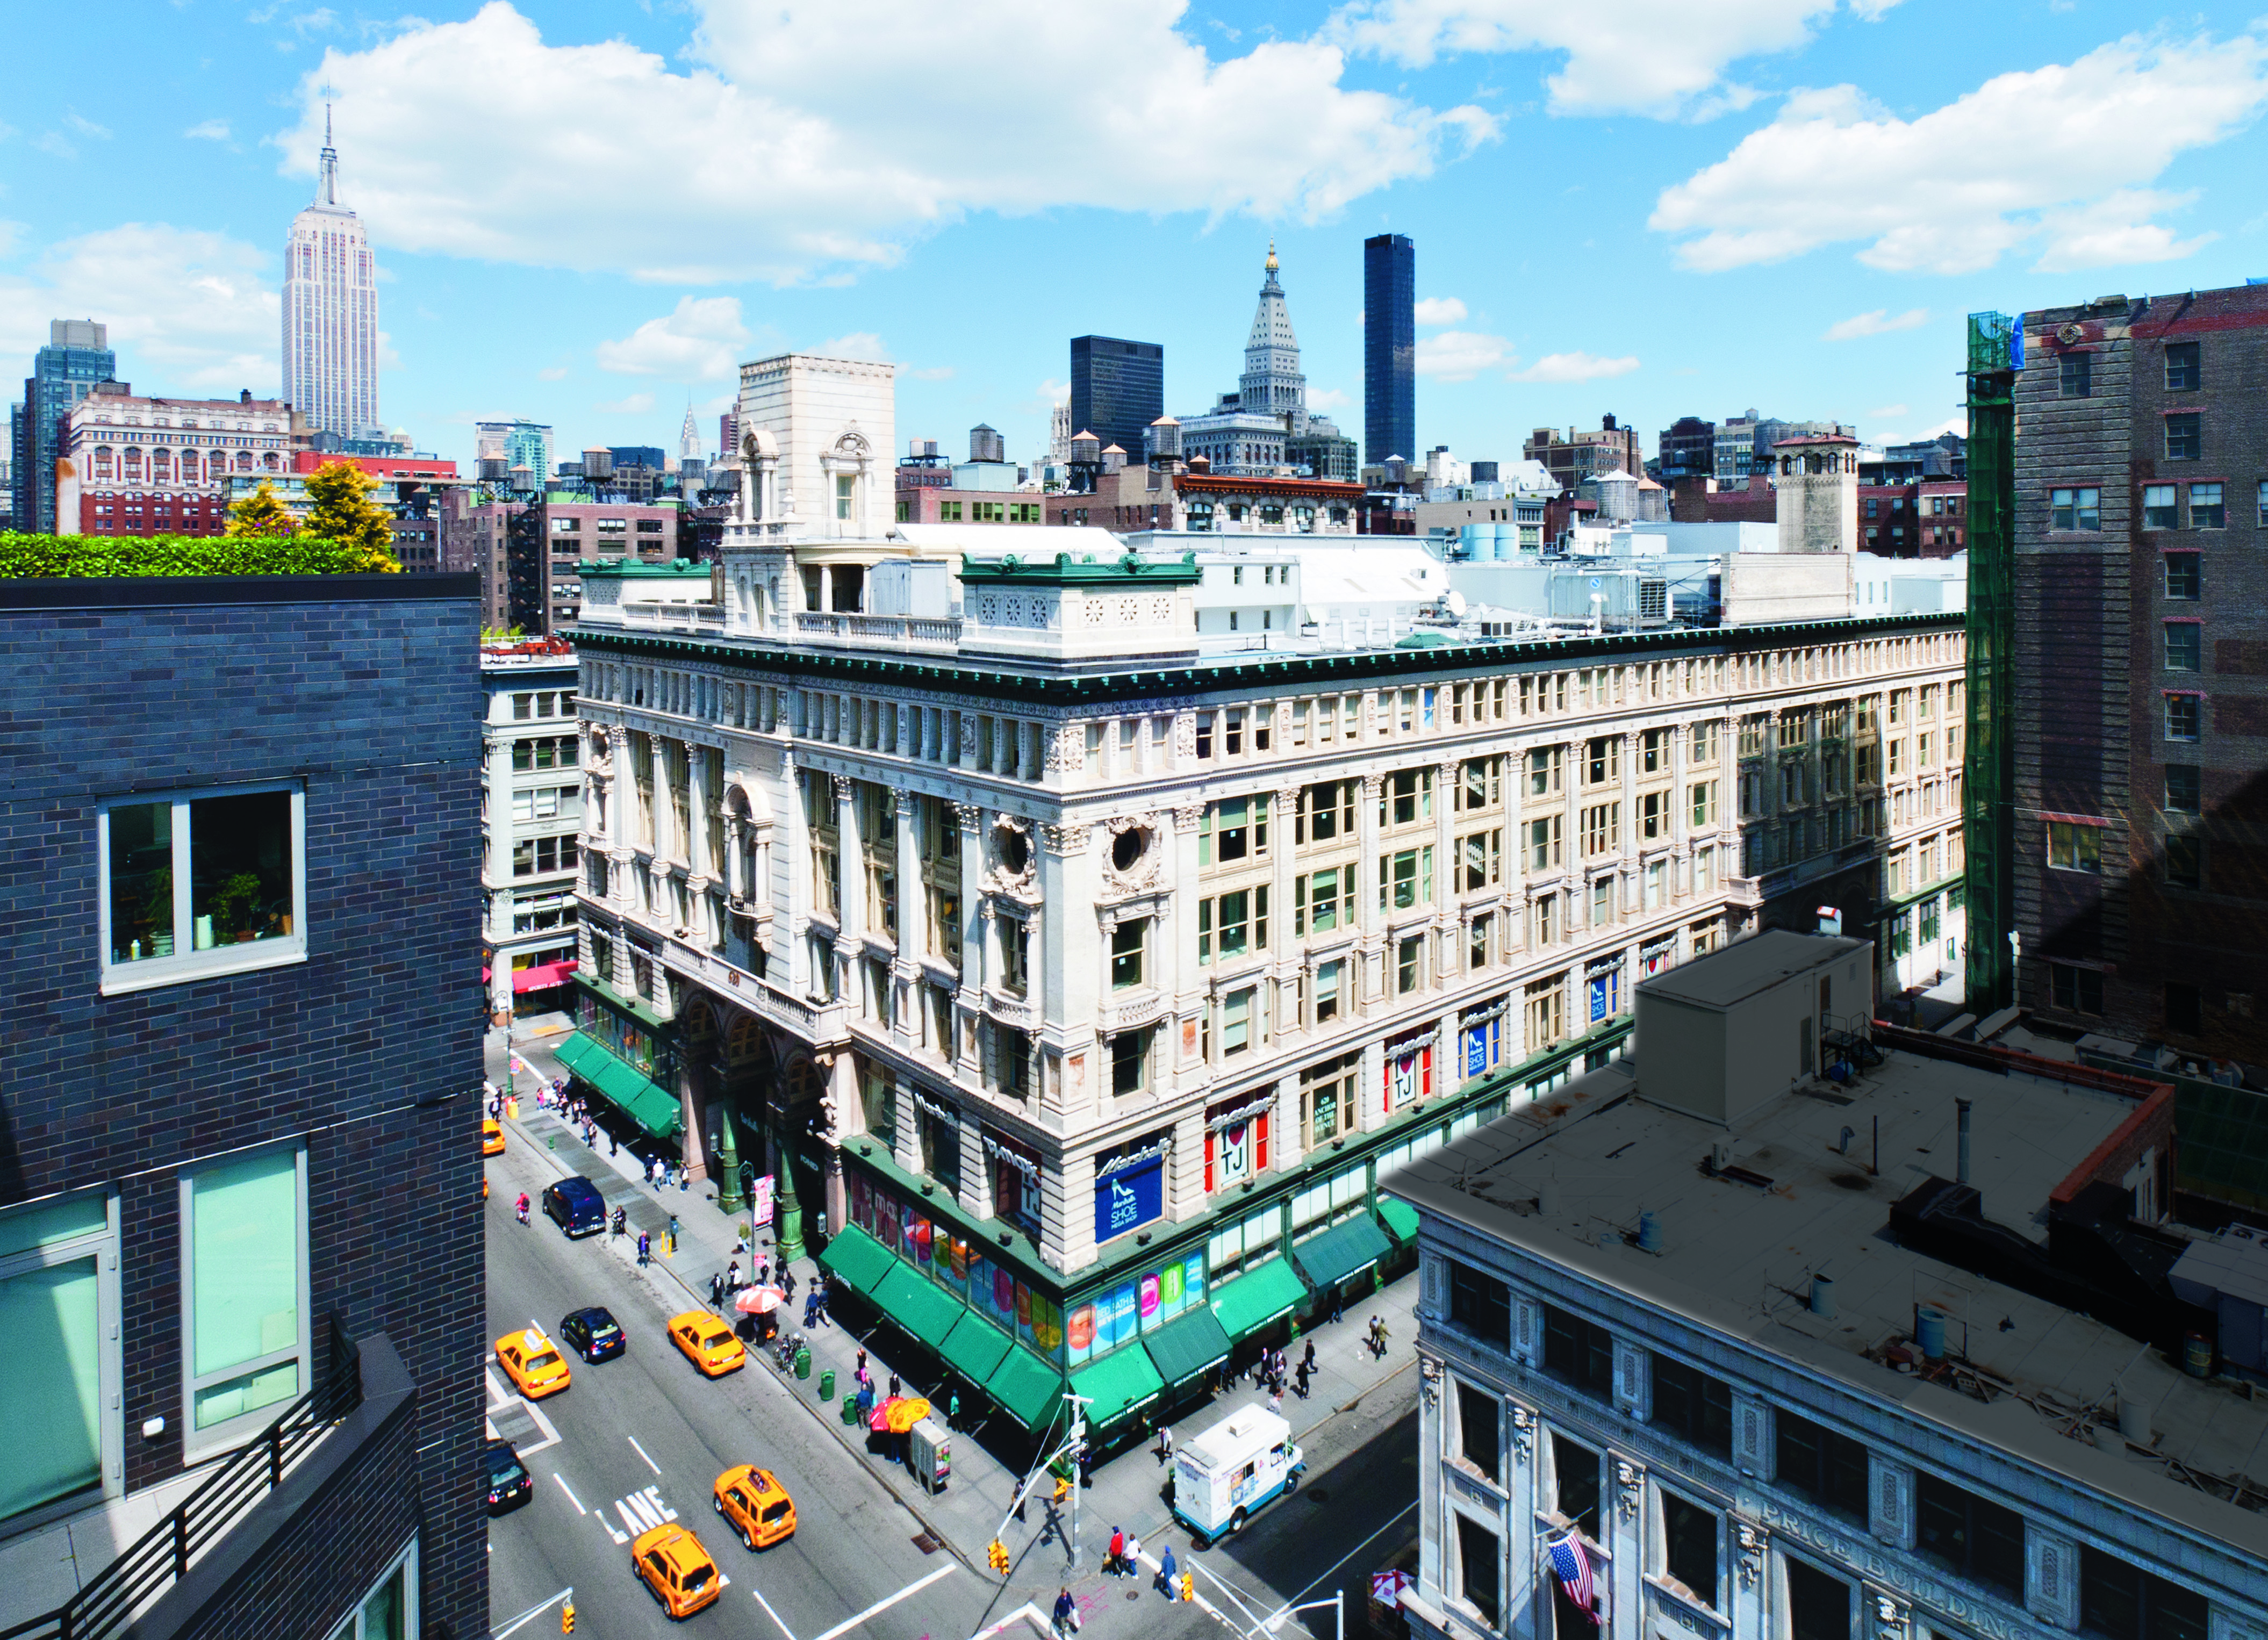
[56,384,295,537]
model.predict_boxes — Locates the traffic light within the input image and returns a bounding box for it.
[561,1600,576,1633]
[1052,1477,1071,1504]
[988,1539,1010,1573]
[1179,1574,1194,1603]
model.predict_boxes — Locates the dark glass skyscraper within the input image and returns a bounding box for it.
[12,319,115,534]
[1363,234,1416,468]
[1070,336,1164,461]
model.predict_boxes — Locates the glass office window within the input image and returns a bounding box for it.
[184,1148,306,1438]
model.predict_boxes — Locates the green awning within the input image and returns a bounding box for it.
[1293,1214,1393,1290]
[1141,1304,1232,1389]
[1379,1196,1421,1243]
[1209,1257,1307,1340]
[1071,1346,1166,1430]
[938,1307,1015,1385]
[987,1347,1066,1433]
[872,1261,967,1350]
[816,1224,900,1296]
[552,1031,682,1138]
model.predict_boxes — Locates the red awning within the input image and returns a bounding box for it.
[512,959,579,993]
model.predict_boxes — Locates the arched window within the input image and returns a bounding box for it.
[122,449,144,478]
[263,451,281,471]
[233,451,254,473]
[93,447,114,479]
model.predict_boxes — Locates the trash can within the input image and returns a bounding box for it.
[841,1395,860,1428]
[794,1346,812,1380]
[819,1369,836,1402]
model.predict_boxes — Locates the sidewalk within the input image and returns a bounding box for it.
[486,1023,1421,1617]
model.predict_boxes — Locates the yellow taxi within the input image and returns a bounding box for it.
[666,1310,747,1377]
[482,1118,506,1156]
[713,1465,797,1549]
[631,1522,722,1619]
[494,1326,571,1399]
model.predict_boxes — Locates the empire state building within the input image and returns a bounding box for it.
[283,112,380,438]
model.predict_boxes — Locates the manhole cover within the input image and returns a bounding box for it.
[1126,1592,1140,1602]
[1829,1174,1871,1191]
[911,1533,939,1555]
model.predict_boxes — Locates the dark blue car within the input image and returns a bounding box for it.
[561,1306,625,1362]
[541,1176,607,1238]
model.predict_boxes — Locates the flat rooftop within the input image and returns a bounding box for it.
[1390,1044,2268,1552]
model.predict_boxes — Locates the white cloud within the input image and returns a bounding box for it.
[1327,0,1895,118]
[1413,294,1467,324]
[903,364,954,381]
[1867,403,1908,419]
[64,111,112,140]
[281,1,1495,285]
[1037,378,1070,407]
[595,392,657,415]
[538,365,569,380]
[1912,413,1965,440]
[816,331,892,361]
[1510,351,1639,383]
[36,132,77,160]
[185,119,233,141]
[0,224,277,390]
[1308,385,1353,411]
[1416,329,1511,380]
[1823,306,1928,341]
[1652,32,2268,274]
[596,296,751,379]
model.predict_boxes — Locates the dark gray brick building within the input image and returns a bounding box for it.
[0,572,487,1638]
[2013,284,2268,1067]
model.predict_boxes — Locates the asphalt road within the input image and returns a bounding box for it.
[482,1140,997,1640]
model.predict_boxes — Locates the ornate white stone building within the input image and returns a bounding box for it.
[1179,246,1358,480]
[555,383,1966,1442]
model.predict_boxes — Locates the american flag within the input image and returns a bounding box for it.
[1547,1534,1597,1622]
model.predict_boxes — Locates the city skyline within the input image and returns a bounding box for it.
[2,3,2264,470]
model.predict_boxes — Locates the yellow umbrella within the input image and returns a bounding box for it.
[884,1396,931,1434]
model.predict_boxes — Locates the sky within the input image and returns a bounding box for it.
[5,0,2267,473]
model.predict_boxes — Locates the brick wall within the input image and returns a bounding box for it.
[0,574,488,1639]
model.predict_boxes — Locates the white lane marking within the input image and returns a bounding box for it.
[492,1588,575,1639]
[600,1510,629,1545]
[967,1602,1049,1640]
[752,1583,800,1640]
[620,1496,657,1536]
[485,1368,508,1405]
[551,1472,586,1514]
[809,1563,959,1640]
[627,1434,661,1474]
[645,1483,678,1522]
[514,1396,562,1458]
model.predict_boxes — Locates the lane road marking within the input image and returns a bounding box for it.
[751,1583,800,1640]
[551,1472,585,1515]
[809,1563,958,1640]
[627,1434,662,1475]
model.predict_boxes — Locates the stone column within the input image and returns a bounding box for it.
[892,1073,922,1176]
[1729,1521,1770,1640]
[686,742,713,880]
[834,775,863,1010]
[1358,773,1384,1004]
[893,791,921,1040]
[723,815,745,902]
[1606,1455,1645,1640]
[1171,803,1204,1080]
[958,1111,992,1221]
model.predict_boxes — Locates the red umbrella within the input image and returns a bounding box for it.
[734,1285,786,1315]
[870,1396,908,1432]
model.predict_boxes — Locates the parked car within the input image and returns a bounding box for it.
[541,1176,607,1238]
[561,1306,626,1363]
[485,1439,534,1514]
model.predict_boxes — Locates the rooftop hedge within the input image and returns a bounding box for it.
[0,532,401,578]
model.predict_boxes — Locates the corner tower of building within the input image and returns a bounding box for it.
[1238,242,1307,425]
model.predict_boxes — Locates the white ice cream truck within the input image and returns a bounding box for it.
[1171,1406,1305,1545]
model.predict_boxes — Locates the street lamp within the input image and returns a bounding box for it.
[1257,1591,1343,1640]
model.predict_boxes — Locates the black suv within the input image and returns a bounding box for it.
[561,1306,626,1362]
[541,1176,607,1237]
[485,1439,533,1514]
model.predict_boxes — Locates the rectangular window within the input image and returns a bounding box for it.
[2143,484,2178,530]
[1397,935,1424,995]
[1313,957,1345,1024]
[2051,962,2105,1015]
[1688,722,1717,765]
[1459,829,1502,890]
[1526,746,1563,796]
[1447,1260,1509,1345]
[1199,795,1268,865]
[183,1146,307,1445]
[0,1194,117,1524]
[1774,1409,1869,1521]
[2050,487,2101,531]
[1302,1056,1356,1147]
[1688,780,1718,830]
[2080,1545,2207,1640]
[2165,413,2201,463]
[1110,1027,1149,1097]
[2188,483,2224,529]
[102,785,305,991]
[1457,1380,1501,1484]
[1583,736,1620,786]
[1528,815,1563,872]
[1662,1491,1719,1611]
[2164,835,2202,890]
[1915,1473,2025,1596]
[2047,820,2102,873]
[1580,803,1619,857]
[2163,341,2200,392]
[2164,554,2200,601]
[2164,764,2201,814]
[1378,848,1432,914]
[2059,351,2092,398]
[2259,479,2268,528]
[1296,780,1355,844]
[1456,1516,1502,1630]
[1109,919,1146,990]
[2165,622,2200,672]
[1526,973,1564,1044]
[1295,866,1354,936]
[1381,767,1433,827]
[1787,1559,1853,1640]
[1552,1432,1601,1538]
[1198,888,1268,963]
[1650,1354,1732,1456]
[2165,694,2202,742]
[1542,1304,1614,1399]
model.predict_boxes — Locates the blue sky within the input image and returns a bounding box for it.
[5,0,2266,472]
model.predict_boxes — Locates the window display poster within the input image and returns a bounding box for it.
[1094,1154,1164,1244]
[1066,1300,1096,1365]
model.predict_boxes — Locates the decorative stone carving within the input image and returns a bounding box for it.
[1613,1459,1643,1523]
[988,814,1038,894]
[1172,804,1203,834]
[894,790,917,818]
[830,774,853,806]
[949,801,981,834]
[1872,1592,1910,1640]
[1418,1354,1441,1409]
[1361,773,1384,802]
[1046,725,1081,771]
[1735,1522,1765,1589]
[1039,822,1083,857]
[1508,1402,1534,1462]
[1101,816,1160,892]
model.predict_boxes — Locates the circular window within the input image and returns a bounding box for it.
[997,827,1030,875]
[1111,827,1145,873]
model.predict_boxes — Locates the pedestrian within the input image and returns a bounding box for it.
[1156,1423,1173,1466]
[1125,1530,1142,1578]
[759,1259,772,1287]
[1330,1287,1344,1325]
[888,1372,901,1400]
[1078,1440,1094,1490]
[644,1155,657,1188]
[802,1290,820,1329]
[637,1230,651,1267]
[1268,1389,1281,1416]
[1157,1544,1178,1597]
[1052,1588,1077,1637]
[856,1347,868,1380]
[609,1130,619,1157]
[727,1258,742,1291]
[1108,1527,1125,1577]
[1370,1314,1390,1357]
[679,1163,690,1192]
[710,1271,724,1307]
[782,1267,797,1303]
[1302,1340,1316,1375]
[1295,1358,1311,1399]
[947,1388,961,1430]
